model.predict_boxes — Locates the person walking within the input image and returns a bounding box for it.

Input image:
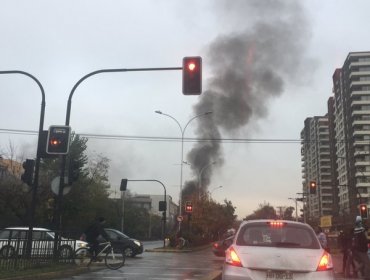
[316,226,328,250]
[351,216,370,279]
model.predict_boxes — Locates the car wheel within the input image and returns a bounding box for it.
[124,247,135,257]
[0,245,16,258]
[58,245,73,259]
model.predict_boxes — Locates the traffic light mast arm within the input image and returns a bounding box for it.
[66,67,181,125]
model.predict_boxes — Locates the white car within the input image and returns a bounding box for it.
[222,220,334,280]
[0,227,87,258]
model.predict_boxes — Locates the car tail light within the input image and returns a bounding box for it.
[225,246,242,267]
[368,243,370,249]
[268,221,286,228]
[316,252,333,271]
[213,243,219,248]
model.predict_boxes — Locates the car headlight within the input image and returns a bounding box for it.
[134,240,141,247]
[77,242,87,248]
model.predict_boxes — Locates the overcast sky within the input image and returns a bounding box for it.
[1,0,370,219]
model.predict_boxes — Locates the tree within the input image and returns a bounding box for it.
[283,206,295,220]
[245,202,277,220]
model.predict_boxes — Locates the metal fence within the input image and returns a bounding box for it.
[0,229,80,270]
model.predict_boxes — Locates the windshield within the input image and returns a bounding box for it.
[236,222,321,249]
[1,2,368,277]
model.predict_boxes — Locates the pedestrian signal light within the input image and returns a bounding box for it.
[46,125,71,155]
[185,201,193,213]
[360,204,368,219]
[182,56,202,95]
[309,181,317,194]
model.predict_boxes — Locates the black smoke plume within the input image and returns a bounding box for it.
[183,0,312,197]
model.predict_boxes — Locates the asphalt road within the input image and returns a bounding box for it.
[59,241,223,280]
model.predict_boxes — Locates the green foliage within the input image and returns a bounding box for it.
[245,202,277,220]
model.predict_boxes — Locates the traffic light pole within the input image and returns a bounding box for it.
[122,179,167,248]
[0,71,45,256]
[55,67,187,248]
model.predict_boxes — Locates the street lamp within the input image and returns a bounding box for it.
[210,185,223,200]
[155,110,212,217]
[288,197,298,222]
[198,161,217,200]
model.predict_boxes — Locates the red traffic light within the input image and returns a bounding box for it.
[309,181,317,194]
[360,204,368,219]
[185,201,193,213]
[182,56,202,95]
[46,125,71,155]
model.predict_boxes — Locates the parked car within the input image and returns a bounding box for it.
[100,228,143,257]
[0,227,87,258]
[212,235,234,257]
[222,220,334,279]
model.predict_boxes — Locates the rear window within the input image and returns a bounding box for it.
[236,222,320,249]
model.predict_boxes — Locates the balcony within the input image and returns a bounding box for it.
[349,71,370,79]
[351,100,370,107]
[353,130,370,136]
[350,80,370,89]
[353,119,370,126]
[351,90,370,96]
[349,61,370,69]
[352,110,370,116]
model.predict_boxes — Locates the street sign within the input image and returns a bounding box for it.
[51,176,71,195]
[177,215,183,222]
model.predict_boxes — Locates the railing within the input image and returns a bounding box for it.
[0,229,81,271]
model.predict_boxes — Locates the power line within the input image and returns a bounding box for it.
[0,127,345,144]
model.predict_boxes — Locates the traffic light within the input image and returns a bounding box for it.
[67,158,80,185]
[120,179,128,191]
[46,125,71,155]
[21,159,35,186]
[182,56,202,95]
[309,181,317,194]
[360,204,368,219]
[185,201,193,213]
[159,201,167,212]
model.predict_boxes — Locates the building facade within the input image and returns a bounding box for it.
[302,52,370,224]
[332,52,370,219]
[301,116,334,221]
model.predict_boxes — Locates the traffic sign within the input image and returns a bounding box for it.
[177,215,183,222]
[51,176,71,195]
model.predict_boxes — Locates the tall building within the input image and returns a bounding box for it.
[332,51,370,220]
[301,116,334,221]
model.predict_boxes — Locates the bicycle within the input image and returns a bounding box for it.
[74,241,125,270]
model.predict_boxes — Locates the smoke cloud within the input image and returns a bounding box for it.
[183,0,312,196]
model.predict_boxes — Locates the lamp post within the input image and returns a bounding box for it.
[288,197,298,221]
[198,161,216,200]
[155,110,212,218]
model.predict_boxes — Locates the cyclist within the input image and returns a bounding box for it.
[82,217,110,261]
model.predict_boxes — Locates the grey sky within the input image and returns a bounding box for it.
[1,0,370,218]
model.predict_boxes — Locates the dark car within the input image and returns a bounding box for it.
[101,228,143,258]
[212,235,234,257]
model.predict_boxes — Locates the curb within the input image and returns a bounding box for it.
[145,244,211,253]
[0,265,103,280]
[200,270,222,280]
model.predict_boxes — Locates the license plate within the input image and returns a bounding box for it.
[266,270,293,279]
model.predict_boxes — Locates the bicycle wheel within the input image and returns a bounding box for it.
[74,248,92,266]
[105,247,125,270]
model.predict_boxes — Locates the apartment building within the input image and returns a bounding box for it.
[301,116,334,221]
[332,52,370,219]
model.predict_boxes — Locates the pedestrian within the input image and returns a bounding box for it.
[340,228,356,277]
[351,216,370,279]
[82,217,109,260]
[315,226,328,250]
